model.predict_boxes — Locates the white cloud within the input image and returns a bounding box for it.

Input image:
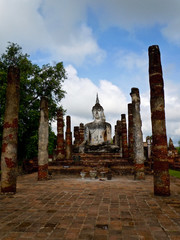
[1,0,180,64]
[140,91,151,140]
[90,0,180,45]
[115,50,149,94]
[162,17,180,46]
[116,50,148,72]
[0,0,105,65]
[58,65,128,137]
[0,0,51,53]
[57,24,106,65]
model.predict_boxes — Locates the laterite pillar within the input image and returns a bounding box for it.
[74,126,80,146]
[148,45,170,196]
[38,97,49,180]
[128,103,134,162]
[79,123,85,144]
[121,114,128,158]
[1,66,20,193]
[57,109,65,160]
[65,116,72,160]
[130,88,145,180]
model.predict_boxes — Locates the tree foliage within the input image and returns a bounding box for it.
[0,42,67,163]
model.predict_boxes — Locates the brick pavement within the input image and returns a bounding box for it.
[0,173,180,240]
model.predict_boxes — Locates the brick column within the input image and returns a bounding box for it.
[57,109,65,160]
[130,88,145,180]
[117,120,123,157]
[74,126,80,146]
[148,45,170,196]
[128,103,134,162]
[65,116,72,160]
[114,121,120,146]
[1,66,20,193]
[38,97,49,180]
[121,114,129,158]
[79,123,84,144]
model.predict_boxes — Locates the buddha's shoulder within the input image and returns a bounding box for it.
[85,121,111,128]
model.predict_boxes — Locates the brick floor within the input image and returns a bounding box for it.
[0,173,180,240]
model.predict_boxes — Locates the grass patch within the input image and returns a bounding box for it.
[169,169,180,178]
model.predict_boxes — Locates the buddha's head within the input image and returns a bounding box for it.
[92,94,105,122]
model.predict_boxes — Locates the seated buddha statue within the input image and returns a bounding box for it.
[84,94,111,145]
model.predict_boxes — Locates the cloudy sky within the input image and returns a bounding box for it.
[1,0,180,145]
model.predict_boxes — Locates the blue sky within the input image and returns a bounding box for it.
[1,0,180,145]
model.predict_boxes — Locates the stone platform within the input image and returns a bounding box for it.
[48,165,134,176]
[50,152,134,175]
[0,173,180,240]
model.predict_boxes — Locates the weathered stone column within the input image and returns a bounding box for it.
[65,116,72,160]
[148,45,170,196]
[74,126,80,146]
[79,123,85,144]
[1,66,20,193]
[146,136,152,159]
[38,97,49,180]
[128,103,134,162]
[121,114,129,158]
[57,109,65,160]
[130,88,145,180]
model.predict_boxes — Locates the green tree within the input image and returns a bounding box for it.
[0,42,66,163]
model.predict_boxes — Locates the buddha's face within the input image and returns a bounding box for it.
[92,108,105,121]
[93,109,101,120]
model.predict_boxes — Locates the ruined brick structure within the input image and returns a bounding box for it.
[57,109,65,160]
[1,66,20,193]
[128,103,134,162]
[38,97,49,180]
[74,126,80,146]
[168,138,178,169]
[114,120,122,157]
[65,116,72,160]
[121,114,128,158]
[130,88,145,180]
[114,121,120,147]
[79,123,85,144]
[148,45,170,196]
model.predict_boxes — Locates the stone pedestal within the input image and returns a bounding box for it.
[130,88,145,180]
[1,66,20,193]
[148,45,170,196]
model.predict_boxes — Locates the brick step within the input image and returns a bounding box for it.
[72,154,123,160]
[48,165,134,176]
[73,152,122,156]
[174,163,180,170]
[50,160,131,168]
[80,158,128,162]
